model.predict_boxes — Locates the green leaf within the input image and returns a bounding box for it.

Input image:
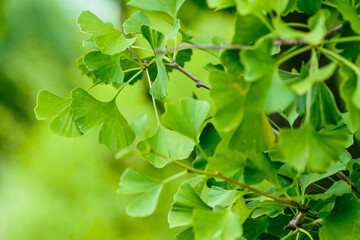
[128,0,185,19]
[176,227,194,240]
[83,51,124,84]
[71,88,135,149]
[209,70,249,131]
[299,152,351,192]
[193,208,242,240]
[232,14,270,45]
[319,194,360,240]
[35,90,82,137]
[339,66,360,132]
[168,181,211,228]
[308,180,352,201]
[310,83,343,130]
[207,0,236,10]
[274,9,327,45]
[77,11,136,55]
[229,111,276,153]
[168,19,180,40]
[76,56,97,83]
[130,113,148,138]
[162,98,210,141]
[290,63,337,96]
[243,153,278,185]
[199,123,221,157]
[330,0,360,35]
[136,125,195,168]
[235,0,289,15]
[141,25,169,100]
[117,168,163,217]
[209,129,246,176]
[249,201,286,218]
[296,0,321,14]
[208,186,240,208]
[123,11,151,34]
[279,124,352,172]
[241,36,275,82]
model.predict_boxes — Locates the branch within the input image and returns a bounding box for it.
[284,211,307,230]
[173,160,308,211]
[155,44,252,54]
[144,60,211,90]
[164,60,211,89]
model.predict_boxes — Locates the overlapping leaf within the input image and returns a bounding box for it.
[141,25,169,100]
[83,51,124,84]
[35,90,82,137]
[117,168,163,217]
[330,0,360,35]
[123,11,151,34]
[193,208,242,240]
[77,11,136,55]
[279,124,352,172]
[168,181,211,228]
[128,0,185,19]
[162,98,210,141]
[136,125,195,168]
[71,88,135,149]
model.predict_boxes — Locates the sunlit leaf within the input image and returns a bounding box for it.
[136,125,195,168]
[117,168,163,217]
[71,88,135,149]
[77,11,136,55]
[123,11,151,34]
[162,98,210,141]
[35,90,82,137]
[83,51,124,84]
[128,0,185,19]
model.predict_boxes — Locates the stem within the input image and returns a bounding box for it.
[325,36,360,44]
[298,228,314,240]
[318,47,360,74]
[123,67,143,73]
[87,80,102,91]
[163,171,187,183]
[281,229,299,240]
[145,69,160,125]
[131,45,153,53]
[256,12,274,31]
[172,160,306,210]
[277,45,312,66]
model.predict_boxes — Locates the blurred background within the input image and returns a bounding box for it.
[0,0,233,239]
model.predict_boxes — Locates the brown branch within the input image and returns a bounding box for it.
[144,60,211,90]
[284,211,307,230]
[173,160,308,211]
[155,44,252,54]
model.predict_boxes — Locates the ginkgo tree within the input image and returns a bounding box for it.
[35,0,360,239]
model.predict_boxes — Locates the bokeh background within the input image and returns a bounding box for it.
[0,0,233,239]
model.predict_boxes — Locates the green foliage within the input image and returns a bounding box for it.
[35,1,360,239]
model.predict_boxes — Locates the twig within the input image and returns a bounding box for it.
[173,160,308,211]
[284,211,307,230]
[144,60,211,90]
[155,44,252,54]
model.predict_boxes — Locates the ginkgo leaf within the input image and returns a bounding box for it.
[274,9,327,45]
[71,87,135,150]
[167,19,180,40]
[123,11,151,34]
[136,125,195,168]
[209,70,249,131]
[279,124,352,172]
[331,0,360,35]
[230,111,276,153]
[141,25,169,100]
[77,11,136,55]
[83,51,124,84]
[128,0,185,19]
[162,98,210,141]
[117,168,164,217]
[319,194,360,240]
[193,208,242,240]
[307,180,352,201]
[35,90,82,137]
[168,181,211,228]
[208,187,240,208]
